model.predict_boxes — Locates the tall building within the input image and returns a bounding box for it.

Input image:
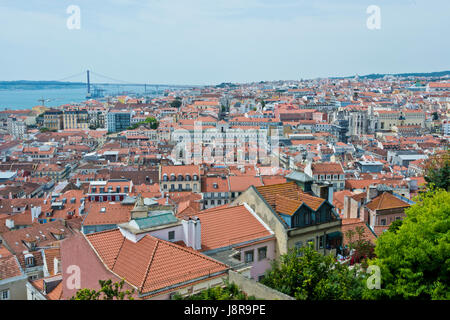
[43,109,63,131]
[7,116,27,140]
[107,111,131,133]
[63,110,89,130]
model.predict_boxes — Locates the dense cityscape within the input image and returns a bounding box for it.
[0,75,448,301]
[0,1,449,310]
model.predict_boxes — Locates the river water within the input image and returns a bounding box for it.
[0,84,172,110]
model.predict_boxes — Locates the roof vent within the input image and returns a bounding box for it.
[100,207,106,213]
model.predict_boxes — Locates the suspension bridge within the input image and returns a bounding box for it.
[54,70,200,98]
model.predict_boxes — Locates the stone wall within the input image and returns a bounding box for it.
[228,270,294,300]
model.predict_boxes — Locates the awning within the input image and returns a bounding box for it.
[326,231,342,239]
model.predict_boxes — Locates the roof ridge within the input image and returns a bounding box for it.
[111,235,126,270]
[155,235,228,267]
[139,238,159,292]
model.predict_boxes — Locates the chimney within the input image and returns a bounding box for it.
[182,218,191,248]
[53,257,59,275]
[193,216,201,250]
[188,218,195,249]
[328,185,334,204]
[5,219,14,230]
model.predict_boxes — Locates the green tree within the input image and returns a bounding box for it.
[260,245,366,300]
[424,151,450,191]
[364,189,450,300]
[387,219,403,233]
[71,279,135,300]
[345,226,376,268]
[172,279,255,300]
[170,98,182,108]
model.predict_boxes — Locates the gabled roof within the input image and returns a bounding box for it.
[275,195,302,216]
[256,182,326,212]
[85,229,228,294]
[255,182,301,207]
[366,192,411,211]
[0,254,24,280]
[194,205,273,251]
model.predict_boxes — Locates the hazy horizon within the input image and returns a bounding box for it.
[1,0,449,85]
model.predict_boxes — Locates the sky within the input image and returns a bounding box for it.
[0,0,449,85]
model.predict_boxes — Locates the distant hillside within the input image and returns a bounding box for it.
[0,80,85,90]
[330,70,450,80]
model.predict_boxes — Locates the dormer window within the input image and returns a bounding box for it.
[185,174,191,181]
[124,186,129,193]
[177,174,184,181]
[163,174,168,182]
[116,186,121,193]
[92,187,97,193]
[193,175,198,181]
[25,255,35,267]
[170,174,176,181]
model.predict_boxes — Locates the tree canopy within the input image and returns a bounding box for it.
[127,117,159,130]
[71,279,135,300]
[170,98,182,108]
[260,245,366,300]
[364,189,450,300]
[424,151,450,191]
[172,280,255,300]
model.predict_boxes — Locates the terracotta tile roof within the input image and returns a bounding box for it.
[43,248,60,275]
[83,202,131,226]
[161,165,200,176]
[194,205,273,251]
[201,176,229,193]
[86,229,228,294]
[0,254,23,279]
[255,182,301,207]
[228,175,263,192]
[1,220,74,255]
[366,192,411,211]
[311,162,344,174]
[341,219,377,246]
[297,192,326,211]
[275,195,302,216]
[86,229,125,269]
[30,276,63,300]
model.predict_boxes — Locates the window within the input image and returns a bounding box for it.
[168,231,175,241]
[258,247,267,261]
[91,187,96,193]
[218,200,222,205]
[304,212,311,225]
[178,184,183,191]
[381,219,386,226]
[319,235,324,249]
[1,289,10,300]
[26,256,35,267]
[244,250,254,263]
